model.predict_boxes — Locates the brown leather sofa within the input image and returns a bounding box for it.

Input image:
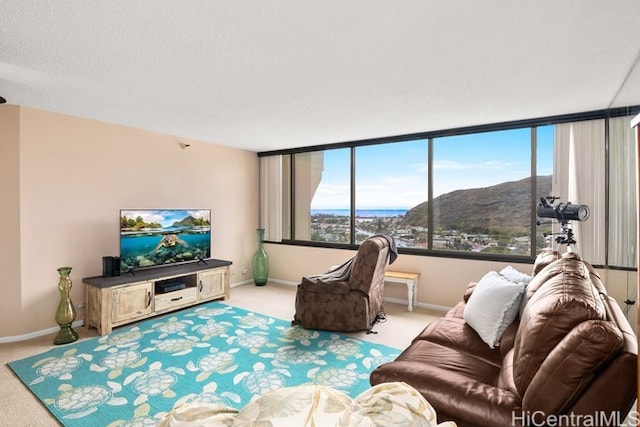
[370,251,637,427]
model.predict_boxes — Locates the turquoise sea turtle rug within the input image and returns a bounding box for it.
[8,301,400,426]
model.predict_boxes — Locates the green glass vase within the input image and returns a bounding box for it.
[54,266,79,345]
[252,228,269,286]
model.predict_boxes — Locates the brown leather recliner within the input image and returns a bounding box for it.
[370,251,637,427]
[292,235,393,332]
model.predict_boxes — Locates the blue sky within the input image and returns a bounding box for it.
[311,126,554,209]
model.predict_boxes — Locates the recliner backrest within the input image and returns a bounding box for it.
[348,236,390,294]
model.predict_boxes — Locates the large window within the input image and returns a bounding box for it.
[432,128,534,255]
[294,149,350,243]
[287,128,551,257]
[535,125,555,252]
[355,140,428,247]
[259,108,638,265]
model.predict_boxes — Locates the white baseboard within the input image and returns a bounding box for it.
[383,297,451,313]
[0,319,85,344]
[265,278,298,287]
[416,302,451,313]
[230,279,255,288]
[230,278,298,288]
[245,278,452,313]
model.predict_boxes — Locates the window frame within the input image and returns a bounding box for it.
[259,106,640,267]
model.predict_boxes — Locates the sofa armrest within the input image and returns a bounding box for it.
[499,321,518,359]
[463,282,477,302]
[522,320,623,414]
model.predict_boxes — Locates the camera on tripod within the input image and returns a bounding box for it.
[536,196,590,246]
[536,196,590,225]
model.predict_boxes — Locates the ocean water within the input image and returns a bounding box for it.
[311,209,407,217]
[120,228,211,270]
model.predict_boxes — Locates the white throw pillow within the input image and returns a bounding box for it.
[500,265,531,285]
[463,270,525,348]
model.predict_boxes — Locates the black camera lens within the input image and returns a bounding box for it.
[564,204,590,222]
[536,201,590,222]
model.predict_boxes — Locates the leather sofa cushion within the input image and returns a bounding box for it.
[463,282,477,302]
[513,254,605,395]
[582,256,607,294]
[532,248,561,275]
[390,339,501,386]
[370,349,520,427]
[519,252,570,319]
[414,317,502,367]
[524,252,600,312]
[499,322,518,359]
[497,349,519,397]
[522,320,623,415]
[445,301,466,319]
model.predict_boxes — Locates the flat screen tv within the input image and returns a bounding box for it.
[119,209,211,272]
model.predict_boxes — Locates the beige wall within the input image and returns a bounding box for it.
[1,106,259,337]
[266,242,534,308]
[0,106,23,335]
[602,268,639,333]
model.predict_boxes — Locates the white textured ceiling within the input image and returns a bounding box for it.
[1,1,640,152]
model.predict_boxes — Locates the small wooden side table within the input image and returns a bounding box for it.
[384,270,420,312]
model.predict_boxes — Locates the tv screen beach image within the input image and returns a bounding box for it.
[120,209,211,270]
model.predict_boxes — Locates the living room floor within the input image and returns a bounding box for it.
[0,282,442,426]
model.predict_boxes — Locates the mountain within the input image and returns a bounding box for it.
[401,175,552,233]
[172,215,210,227]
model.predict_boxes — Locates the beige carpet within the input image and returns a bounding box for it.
[0,282,441,426]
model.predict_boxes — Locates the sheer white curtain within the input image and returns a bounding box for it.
[608,116,637,268]
[553,119,606,263]
[259,155,283,242]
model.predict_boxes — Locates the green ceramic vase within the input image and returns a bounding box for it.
[54,266,79,345]
[252,228,269,286]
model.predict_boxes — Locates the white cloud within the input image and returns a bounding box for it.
[434,159,521,171]
[433,160,467,170]
[188,210,210,220]
[315,183,349,196]
[121,210,164,224]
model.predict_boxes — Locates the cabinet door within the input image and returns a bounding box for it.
[197,269,226,301]
[112,282,153,324]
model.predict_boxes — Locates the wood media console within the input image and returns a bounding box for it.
[83,259,232,335]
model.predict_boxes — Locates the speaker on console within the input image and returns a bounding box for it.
[102,256,121,277]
